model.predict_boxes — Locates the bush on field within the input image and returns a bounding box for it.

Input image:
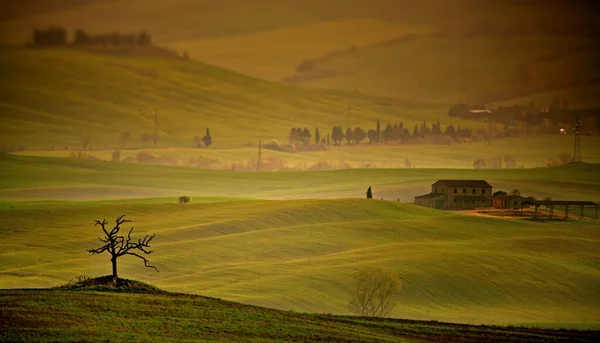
[178,195,191,203]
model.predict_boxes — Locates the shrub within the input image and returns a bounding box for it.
[178,195,191,203]
[348,267,402,317]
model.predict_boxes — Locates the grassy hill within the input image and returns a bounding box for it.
[1,195,599,328]
[0,47,447,149]
[3,289,598,342]
[1,155,599,327]
[284,34,600,105]
[2,153,600,201]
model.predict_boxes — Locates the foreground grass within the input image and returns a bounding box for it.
[1,194,599,327]
[3,289,598,343]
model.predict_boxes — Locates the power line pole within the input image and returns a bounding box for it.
[572,116,582,163]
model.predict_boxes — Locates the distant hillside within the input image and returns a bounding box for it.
[283,34,600,106]
[0,47,448,149]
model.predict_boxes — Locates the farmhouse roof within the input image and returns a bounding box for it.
[432,180,492,188]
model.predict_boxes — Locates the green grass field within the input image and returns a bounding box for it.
[1,153,599,329]
[2,153,600,202]
[4,289,598,342]
[0,47,445,150]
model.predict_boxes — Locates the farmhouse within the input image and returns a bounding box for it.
[414,180,492,210]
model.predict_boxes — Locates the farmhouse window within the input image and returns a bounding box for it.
[454,188,457,194]
[482,189,486,194]
[434,187,437,193]
[462,188,466,194]
[472,188,476,194]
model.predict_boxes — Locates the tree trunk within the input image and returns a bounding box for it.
[111,256,118,280]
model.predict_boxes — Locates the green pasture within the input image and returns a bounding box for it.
[4,290,597,343]
[0,195,599,328]
[2,153,600,202]
[0,47,444,150]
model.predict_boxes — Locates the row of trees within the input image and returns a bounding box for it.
[289,119,473,147]
[31,27,153,47]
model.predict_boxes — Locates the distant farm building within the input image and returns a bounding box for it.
[492,195,525,209]
[414,180,492,210]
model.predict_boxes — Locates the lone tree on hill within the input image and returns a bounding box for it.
[366,186,373,199]
[203,128,212,147]
[348,267,401,317]
[88,214,158,281]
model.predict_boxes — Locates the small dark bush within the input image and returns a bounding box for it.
[178,195,191,203]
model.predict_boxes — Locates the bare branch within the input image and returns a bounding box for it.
[124,252,159,272]
[88,214,158,278]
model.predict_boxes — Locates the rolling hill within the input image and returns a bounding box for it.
[2,153,600,202]
[283,34,600,106]
[1,192,599,328]
[0,47,445,149]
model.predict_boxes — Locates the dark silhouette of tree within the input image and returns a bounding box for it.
[345,127,354,145]
[151,134,159,148]
[137,31,152,45]
[302,127,311,145]
[257,139,262,171]
[332,126,344,145]
[203,128,212,147]
[353,127,366,144]
[87,214,158,281]
[367,129,378,144]
[412,124,419,138]
[140,133,150,148]
[376,119,381,143]
[315,128,321,145]
[493,190,508,197]
[32,26,67,46]
[444,125,457,138]
[382,124,394,143]
[366,186,373,199]
[119,132,131,149]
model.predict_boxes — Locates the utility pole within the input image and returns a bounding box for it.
[572,116,582,163]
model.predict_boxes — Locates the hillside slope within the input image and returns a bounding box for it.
[0,47,441,149]
[284,34,600,105]
[3,289,598,343]
[2,153,600,201]
[1,195,599,327]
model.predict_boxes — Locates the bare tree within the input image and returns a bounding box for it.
[88,214,158,281]
[348,267,401,317]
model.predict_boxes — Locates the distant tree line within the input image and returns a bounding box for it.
[287,118,472,147]
[31,27,153,47]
